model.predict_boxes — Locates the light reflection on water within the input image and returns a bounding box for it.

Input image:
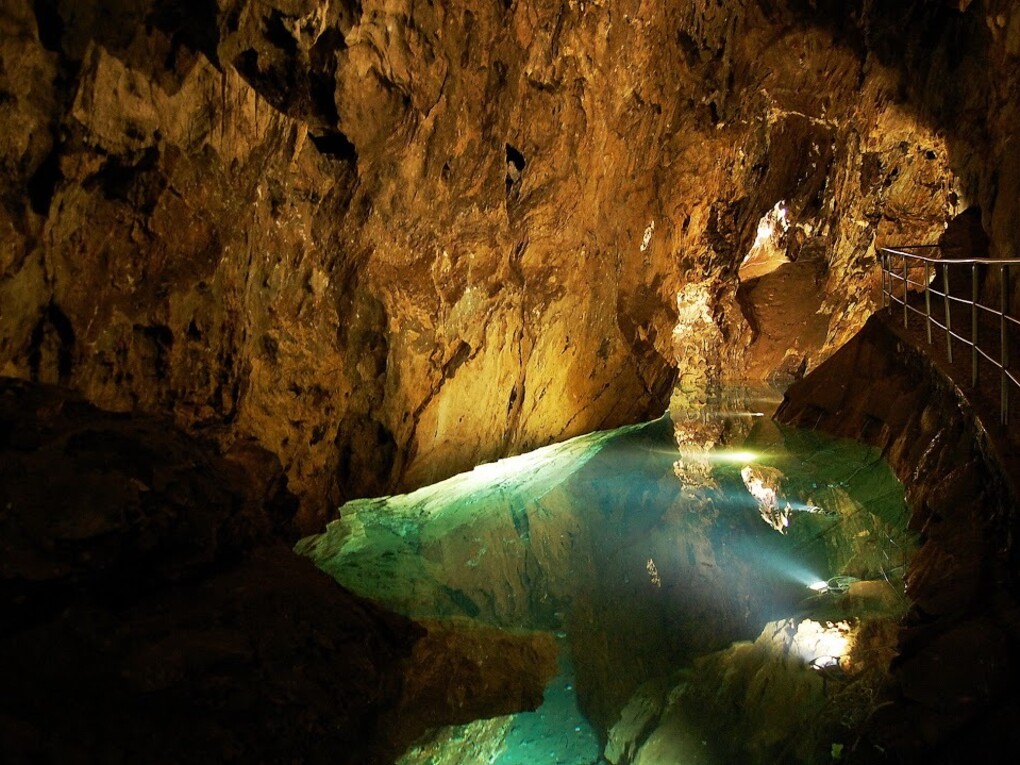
[298,386,915,765]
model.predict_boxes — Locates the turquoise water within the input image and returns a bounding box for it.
[298,388,914,764]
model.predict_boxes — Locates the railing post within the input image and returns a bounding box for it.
[1003,264,1010,426]
[924,261,932,344]
[903,255,909,328]
[881,250,887,309]
[943,263,954,364]
[972,263,979,388]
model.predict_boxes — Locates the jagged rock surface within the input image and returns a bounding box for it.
[5,0,1016,529]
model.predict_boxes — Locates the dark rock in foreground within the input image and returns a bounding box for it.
[1,377,554,764]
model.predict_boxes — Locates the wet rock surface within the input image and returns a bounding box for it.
[776,315,1020,764]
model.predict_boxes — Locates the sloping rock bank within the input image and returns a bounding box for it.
[776,316,1020,764]
[0,377,554,764]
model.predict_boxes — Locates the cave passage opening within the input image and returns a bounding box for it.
[297,386,916,764]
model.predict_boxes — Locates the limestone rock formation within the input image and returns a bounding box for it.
[0,375,416,763]
[374,618,559,763]
[5,0,1014,530]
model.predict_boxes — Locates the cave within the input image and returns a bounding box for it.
[1,1,1018,764]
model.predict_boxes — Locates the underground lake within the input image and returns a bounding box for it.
[296,387,917,765]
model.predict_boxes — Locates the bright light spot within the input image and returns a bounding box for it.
[469,452,549,483]
[752,201,788,248]
[791,619,852,670]
[739,201,791,280]
[672,448,762,464]
[646,558,662,588]
[640,220,655,252]
[754,216,776,248]
[806,576,862,594]
[721,450,757,463]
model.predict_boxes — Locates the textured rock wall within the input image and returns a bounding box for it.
[0,376,419,764]
[1,0,1013,528]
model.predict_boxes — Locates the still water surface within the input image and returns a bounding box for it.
[298,388,914,764]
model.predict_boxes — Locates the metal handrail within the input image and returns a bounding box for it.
[880,245,1016,427]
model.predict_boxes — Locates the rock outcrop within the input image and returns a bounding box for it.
[6,0,1013,529]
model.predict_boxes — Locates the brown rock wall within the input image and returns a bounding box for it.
[2,0,1009,528]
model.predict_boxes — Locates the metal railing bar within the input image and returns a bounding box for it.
[885,244,966,253]
[924,261,933,344]
[944,293,975,307]
[974,344,1004,370]
[883,248,1020,266]
[972,263,979,387]
[903,256,909,326]
[880,246,1019,427]
[973,302,1001,317]
[943,265,954,364]
[1003,265,1011,426]
[946,328,976,348]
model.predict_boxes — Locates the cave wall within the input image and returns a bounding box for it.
[1,0,1014,528]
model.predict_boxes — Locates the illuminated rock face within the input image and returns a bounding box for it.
[1,0,1016,528]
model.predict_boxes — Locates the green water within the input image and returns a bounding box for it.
[298,387,915,764]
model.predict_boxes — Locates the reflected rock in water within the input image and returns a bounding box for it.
[740,464,791,533]
[297,385,916,765]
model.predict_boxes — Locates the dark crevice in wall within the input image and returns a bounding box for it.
[87,147,167,214]
[233,48,298,117]
[148,0,221,65]
[505,143,526,173]
[309,131,358,165]
[505,143,525,197]
[442,341,472,380]
[134,324,174,382]
[27,147,63,216]
[28,303,75,385]
[30,0,63,52]
[264,9,298,54]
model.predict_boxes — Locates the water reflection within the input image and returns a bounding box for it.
[297,386,916,765]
